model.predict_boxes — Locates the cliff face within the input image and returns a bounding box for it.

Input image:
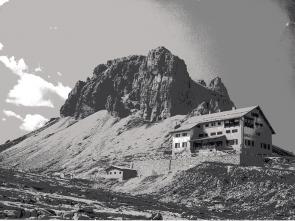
[60,47,234,121]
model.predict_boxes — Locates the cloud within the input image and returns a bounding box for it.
[3,109,23,120]
[0,0,9,7]
[2,109,48,131]
[19,114,48,131]
[34,66,42,72]
[0,56,71,107]
[0,56,27,76]
[0,42,3,51]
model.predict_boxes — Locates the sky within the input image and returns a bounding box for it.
[0,0,295,152]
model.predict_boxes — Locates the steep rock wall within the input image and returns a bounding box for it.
[60,47,235,121]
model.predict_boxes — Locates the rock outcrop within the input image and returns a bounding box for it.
[60,47,234,121]
[208,76,230,98]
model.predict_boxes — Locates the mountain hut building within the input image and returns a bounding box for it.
[170,106,276,165]
[106,165,137,181]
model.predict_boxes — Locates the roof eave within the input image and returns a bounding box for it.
[256,106,276,134]
[170,128,193,133]
[106,166,137,172]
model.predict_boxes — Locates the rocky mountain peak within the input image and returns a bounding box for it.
[60,47,234,120]
[208,76,230,97]
[197,79,207,87]
[147,46,172,57]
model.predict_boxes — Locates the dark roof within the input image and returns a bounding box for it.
[172,105,275,134]
[272,145,295,157]
[106,165,137,172]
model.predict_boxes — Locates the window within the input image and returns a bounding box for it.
[114,172,116,174]
[182,133,187,137]
[268,144,270,150]
[175,143,180,148]
[244,117,254,128]
[218,121,222,126]
[197,125,201,128]
[232,129,238,133]
[176,134,180,137]
[227,139,238,145]
[204,133,208,137]
[245,139,254,146]
[255,123,263,128]
[211,122,216,127]
[256,132,261,136]
[224,120,229,125]
[109,172,112,175]
[119,172,122,174]
[225,118,240,128]
[210,132,216,136]
[224,120,230,127]
[217,131,223,135]
[226,130,230,134]
[251,112,259,118]
[182,142,187,147]
[199,134,204,138]
[205,124,209,128]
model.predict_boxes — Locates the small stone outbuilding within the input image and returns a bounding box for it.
[106,165,137,180]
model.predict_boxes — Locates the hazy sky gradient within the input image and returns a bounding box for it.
[0,0,294,152]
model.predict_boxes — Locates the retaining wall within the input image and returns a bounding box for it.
[133,154,240,176]
[240,151,264,167]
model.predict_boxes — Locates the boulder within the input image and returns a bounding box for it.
[73,212,90,220]
[150,212,163,220]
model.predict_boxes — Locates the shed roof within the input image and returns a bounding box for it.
[172,105,275,134]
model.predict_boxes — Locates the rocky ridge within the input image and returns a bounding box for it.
[60,47,234,121]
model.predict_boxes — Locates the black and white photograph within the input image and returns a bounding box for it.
[0,0,294,220]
